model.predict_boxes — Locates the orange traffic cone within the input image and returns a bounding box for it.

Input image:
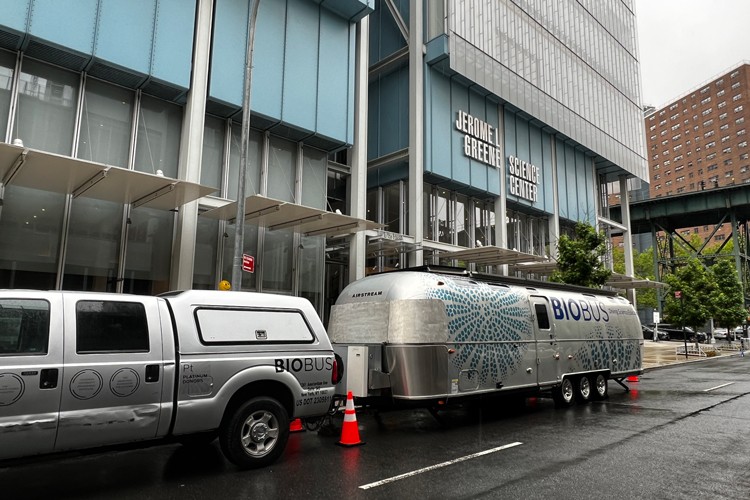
[290,418,305,433]
[337,391,365,447]
[627,375,639,382]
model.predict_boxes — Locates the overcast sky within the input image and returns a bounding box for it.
[635,0,750,108]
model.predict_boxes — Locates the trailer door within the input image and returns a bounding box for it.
[530,296,557,386]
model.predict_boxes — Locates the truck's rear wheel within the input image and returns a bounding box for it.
[220,397,289,469]
[590,373,608,400]
[552,378,575,407]
[575,376,591,403]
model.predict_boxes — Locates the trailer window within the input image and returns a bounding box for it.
[535,303,550,330]
[76,301,150,353]
[0,299,50,355]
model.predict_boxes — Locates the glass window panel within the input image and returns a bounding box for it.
[123,207,174,295]
[474,203,491,247]
[423,183,434,241]
[193,216,219,290]
[437,188,453,244]
[262,228,293,293]
[298,235,324,311]
[77,78,133,167]
[383,183,401,233]
[326,170,347,215]
[0,186,65,289]
[134,95,182,178]
[0,298,49,355]
[62,198,122,292]
[13,58,78,155]
[0,50,15,141]
[456,194,470,247]
[201,115,225,190]
[366,189,378,223]
[267,136,296,202]
[226,124,261,200]
[301,147,327,209]
[76,301,149,353]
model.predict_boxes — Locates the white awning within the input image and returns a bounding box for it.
[201,194,382,237]
[439,245,549,266]
[606,273,667,289]
[0,142,216,210]
[511,260,559,275]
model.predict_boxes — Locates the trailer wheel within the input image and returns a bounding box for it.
[552,377,575,407]
[575,376,591,403]
[590,373,608,400]
[219,397,289,469]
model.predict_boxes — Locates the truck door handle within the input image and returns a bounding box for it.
[40,368,58,389]
[145,364,160,383]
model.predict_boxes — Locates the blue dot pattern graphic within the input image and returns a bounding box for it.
[572,322,642,372]
[423,275,531,384]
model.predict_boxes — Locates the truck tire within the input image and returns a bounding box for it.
[575,375,591,403]
[219,397,290,469]
[590,373,608,400]
[552,378,575,407]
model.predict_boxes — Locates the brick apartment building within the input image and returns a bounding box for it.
[642,63,750,244]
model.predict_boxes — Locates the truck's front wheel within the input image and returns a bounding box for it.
[220,397,290,469]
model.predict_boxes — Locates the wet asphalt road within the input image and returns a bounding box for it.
[3,355,750,500]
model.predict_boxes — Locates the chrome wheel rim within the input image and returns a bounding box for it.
[562,379,574,403]
[240,410,280,457]
[579,377,591,399]
[595,375,607,396]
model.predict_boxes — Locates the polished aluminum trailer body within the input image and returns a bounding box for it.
[329,269,642,403]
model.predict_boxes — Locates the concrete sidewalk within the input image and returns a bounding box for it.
[643,340,743,370]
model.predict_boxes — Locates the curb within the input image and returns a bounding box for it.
[643,351,742,372]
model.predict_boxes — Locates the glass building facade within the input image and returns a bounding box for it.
[0,0,647,321]
[365,0,647,278]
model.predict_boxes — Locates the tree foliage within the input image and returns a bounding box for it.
[551,222,611,288]
[663,258,715,331]
[709,258,747,330]
[612,245,658,309]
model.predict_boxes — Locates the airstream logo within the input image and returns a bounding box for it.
[455,110,502,168]
[507,155,540,203]
[351,291,383,298]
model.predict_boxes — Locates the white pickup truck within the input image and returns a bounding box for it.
[0,289,341,468]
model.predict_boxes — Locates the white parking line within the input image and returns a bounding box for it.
[704,382,735,392]
[358,442,523,490]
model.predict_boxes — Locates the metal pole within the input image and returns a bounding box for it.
[232,0,261,290]
[681,296,688,359]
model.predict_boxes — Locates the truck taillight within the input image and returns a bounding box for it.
[332,352,344,384]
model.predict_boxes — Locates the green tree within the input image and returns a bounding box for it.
[612,246,658,309]
[663,258,715,332]
[551,222,611,288]
[709,258,746,331]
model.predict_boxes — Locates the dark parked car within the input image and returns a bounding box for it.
[642,324,669,341]
[649,324,707,343]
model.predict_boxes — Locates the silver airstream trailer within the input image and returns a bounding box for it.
[328,267,642,407]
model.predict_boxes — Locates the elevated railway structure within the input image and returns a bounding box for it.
[609,184,750,302]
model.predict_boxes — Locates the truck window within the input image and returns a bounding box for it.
[76,301,149,353]
[195,308,314,344]
[534,303,550,330]
[0,299,50,355]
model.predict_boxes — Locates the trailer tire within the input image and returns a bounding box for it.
[219,397,289,469]
[552,377,575,407]
[590,373,608,400]
[575,376,591,403]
